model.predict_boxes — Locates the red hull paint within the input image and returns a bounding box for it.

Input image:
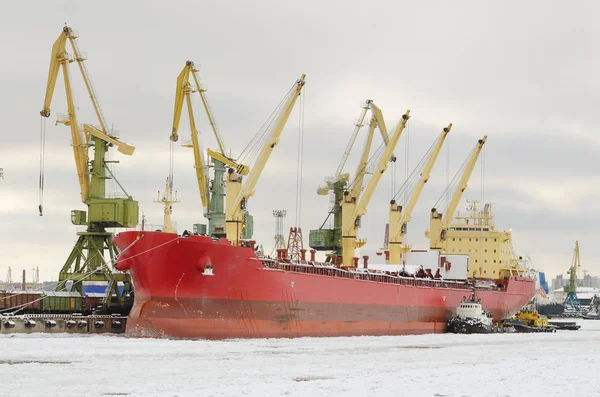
[114,231,535,339]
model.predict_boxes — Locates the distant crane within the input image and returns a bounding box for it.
[563,241,580,306]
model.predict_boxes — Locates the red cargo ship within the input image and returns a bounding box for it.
[114,231,535,339]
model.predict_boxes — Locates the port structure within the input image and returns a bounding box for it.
[387,124,452,264]
[170,60,251,239]
[224,75,306,246]
[563,241,580,306]
[39,26,138,311]
[271,210,287,256]
[309,100,390,258]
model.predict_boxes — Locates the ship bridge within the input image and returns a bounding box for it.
[443,200,525,280]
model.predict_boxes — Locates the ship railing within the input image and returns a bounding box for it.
[111,224,168,233]
[262,260,475,290]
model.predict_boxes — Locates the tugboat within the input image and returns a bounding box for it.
[447,289,515,334]
[502,305,556,333]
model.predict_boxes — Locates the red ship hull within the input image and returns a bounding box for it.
[114,231,536,339]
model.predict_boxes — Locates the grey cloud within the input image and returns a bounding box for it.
[1,0,599,281]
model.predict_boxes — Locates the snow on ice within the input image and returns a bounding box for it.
[1,320,600,397]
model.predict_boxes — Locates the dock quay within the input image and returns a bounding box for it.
[0,314,127,335]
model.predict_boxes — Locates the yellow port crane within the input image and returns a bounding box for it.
[341,110,411,267]
[388,124,452,264]
[39,26,138,309]
[309,100,389,254]
[170,61,249,215]
[225,75,306,245]
[426,136,487,250]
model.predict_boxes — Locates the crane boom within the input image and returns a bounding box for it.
[349,103,390,199]
[348,118,377,199]
[354,111,410,219]
[190,67,226,155]
[334,100,371,179]
[40,28,89,201]
[388,124,451,264]
[341,110,410,267]
[427,136,487,250]
[40,26,132,203]
[317,101,389,196]
[225,74,306,244]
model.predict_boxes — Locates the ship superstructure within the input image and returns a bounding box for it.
[442,200,524,280]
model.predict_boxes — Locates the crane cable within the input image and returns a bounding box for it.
[391,134,439,203]
[38,116,46,216]
[237,83,298,169]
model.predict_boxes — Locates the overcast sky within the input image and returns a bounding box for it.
[1,1,599,282]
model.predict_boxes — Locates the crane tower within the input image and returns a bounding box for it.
[39,26,137,311]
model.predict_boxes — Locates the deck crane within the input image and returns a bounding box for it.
[225,75,306,245]
[426,136,487,250]
[341,110,411,267]
[309,100,389,254]
[388,124,452,264]
[170,60,249,237]
[40,26,138,310]
[563,240,580,306]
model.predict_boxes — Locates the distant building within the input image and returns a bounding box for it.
[551,274,600,291]
[551,275,564,291]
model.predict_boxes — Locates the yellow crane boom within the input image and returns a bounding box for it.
[317,101,388,195]
[388,124,451,264]
[341,110,410,267]
[225,74,306,244]
[427,136,487,250]
[348,103,390,199]
[40,26,134,203]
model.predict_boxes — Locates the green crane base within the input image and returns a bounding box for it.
[56,231,132,313]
